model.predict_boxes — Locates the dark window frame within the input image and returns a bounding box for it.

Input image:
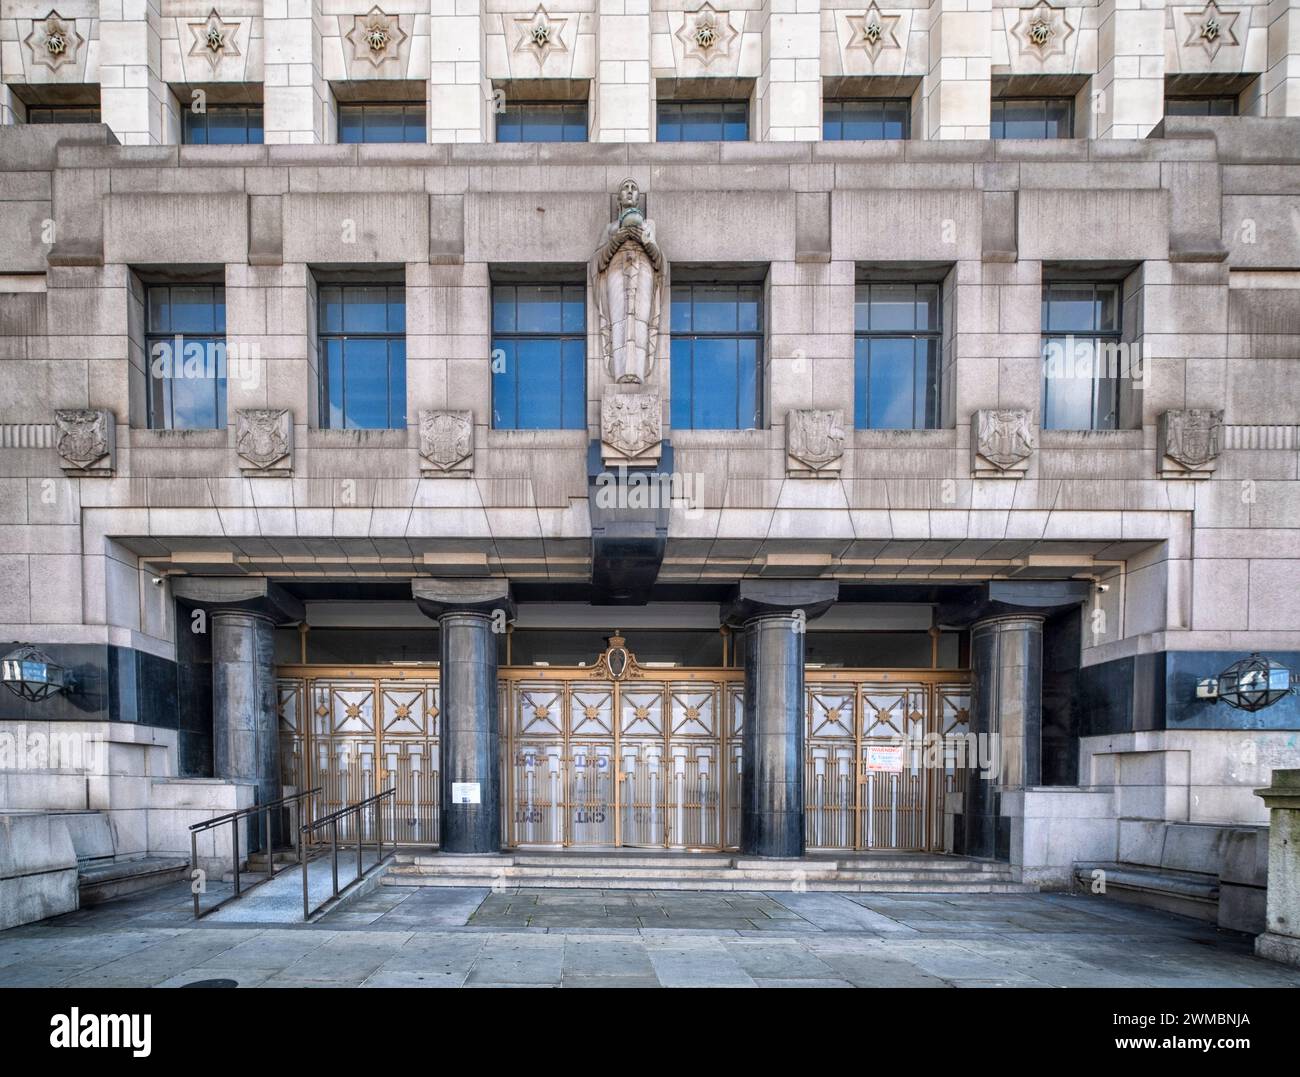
[182,103,264,145]
[337,102,427,144]
[1164,95,1238,117]
[656,99,749,142]
[990,96,1075,139]
[853,282,942,430]
[495,100,588,142]
[490,282,587,431]
[1040,280,1124,431]
[145,283,227,431]
[317,283,407,430]
[670,281,764,431]
[823,98,911,140]
[26,105,101,125]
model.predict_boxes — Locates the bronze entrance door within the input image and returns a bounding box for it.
[804,674,971,852]
[276,668,441,845]
[503,638,739,850]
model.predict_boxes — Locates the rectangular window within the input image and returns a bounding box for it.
[27,105,101,124]
[337,103,426,144]
[496,101,587,142]
[183,104,264,145]
[670,282,763,430]
[491,283,586,430]
[1165,96,1237,117]
[990,97,1074,139]
[146,284,227,430]
[853,283,940,430]
[657,101,748,142]
[823,99,910,140]
[318,284,406,429]
[1041,282,1123,431]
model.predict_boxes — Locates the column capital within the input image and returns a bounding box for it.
[171,577,304,624]
[412,577,516,621]
[940,579,1090,628]
[721,579,839,627]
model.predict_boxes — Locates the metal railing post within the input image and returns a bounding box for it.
[191,829,200,919]
[331,818,339,898]
[266,807,274,880]
[302,825,310,920]
[356,807,363,881]
[231,816,241,897]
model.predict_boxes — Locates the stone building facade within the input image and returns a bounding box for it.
[1,2,1299,906]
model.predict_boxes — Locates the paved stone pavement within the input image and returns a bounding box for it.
[2,882,1298,988]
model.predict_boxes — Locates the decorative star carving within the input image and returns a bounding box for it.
[187,9,241,75]
[24,11,84,73]
[1012,2,1073,62]
[345,6,408,67]
[513,5,569,67]
[847,3,902,64]
[675,4,738,67]
[1182,2,1240,61]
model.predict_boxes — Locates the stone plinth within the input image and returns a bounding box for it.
[1254,769,1300,967]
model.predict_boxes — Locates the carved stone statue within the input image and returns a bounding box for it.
[593,178,666,386]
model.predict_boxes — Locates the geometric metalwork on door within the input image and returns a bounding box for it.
[805,676,971,852]
[275,669,440,846]
[503,638,738,850]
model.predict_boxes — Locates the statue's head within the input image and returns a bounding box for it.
[617,178,640,210]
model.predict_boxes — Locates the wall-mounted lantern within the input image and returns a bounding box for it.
[1,644,71,702]
[1197,653,1295,713]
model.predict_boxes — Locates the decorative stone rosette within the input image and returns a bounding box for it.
[345,6,409,68]
[1011,2,1074,63]
[24,11,85,75]
[419,410,474,476]
[236,409,293,473]
[675,4,739,68]
[972,409,1034,478]
[187,10,242,77]
[1181,2,1241,63]
[513,5,569,68]
[786,409,846,478]
[846,3,902,65]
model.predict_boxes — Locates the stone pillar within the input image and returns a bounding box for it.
[263,0,327,143]
[99,0,173,144]
[961,614,1043,860]
[924,0,991,139]
[756,3,821,141]
[413,578,514,852]
[723,580,838,858]
[171,578,305,850]
[211,610,279,836]
[1254,769,1300,967]
[593,4,652,141]
[1093,0,1164,139]
[1266,2,1300,117]
[428,1,489,142]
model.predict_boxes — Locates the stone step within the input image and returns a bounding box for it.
[78,856,191,906]
[381,873,1033,893]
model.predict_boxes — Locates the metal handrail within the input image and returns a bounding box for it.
[301,787,395,921]
[189,786,321,919]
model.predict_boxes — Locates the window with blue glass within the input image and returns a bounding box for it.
[990,97,1073,139]
[1165,96,1237,117]
[496,101,587,142]
[146,284,227,430]
[670,282,762,430]
[318,284,406,429]
[491,284,586,430]
[657,101,748,142]
[183,105,263,144]
[1041,281,1123,431]
[338,103,426,143]
[854,283,940,430]
[27,105,100,124]
[823,99,910,140]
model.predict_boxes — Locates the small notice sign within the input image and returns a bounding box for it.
[451,782,481,805]
[866,744,904,773]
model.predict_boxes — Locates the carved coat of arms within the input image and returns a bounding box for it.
[236,409,292,471]
[419,410,473,473]
[976,409,1034,471]
[54,409,113,472]
[787,409,846,474]
[601,391,661,462]
[1160,409,1223,472]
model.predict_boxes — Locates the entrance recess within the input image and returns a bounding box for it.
[503,637,742,850]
